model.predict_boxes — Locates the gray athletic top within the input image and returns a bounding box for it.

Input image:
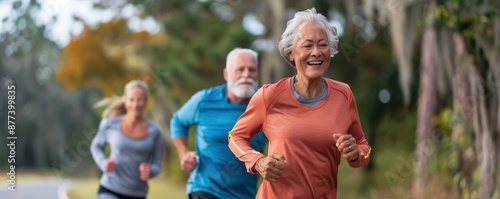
[91,115,163,197]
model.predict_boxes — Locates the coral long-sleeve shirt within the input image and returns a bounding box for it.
[229,77,371,199]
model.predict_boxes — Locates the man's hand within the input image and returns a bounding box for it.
[180,151,197,172]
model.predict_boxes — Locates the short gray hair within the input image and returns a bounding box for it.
[225,48,258,69]
[278,8,339,67]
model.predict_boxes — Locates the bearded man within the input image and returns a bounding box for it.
[170,48,267,199]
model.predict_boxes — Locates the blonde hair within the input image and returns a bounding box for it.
[95,80,149,118]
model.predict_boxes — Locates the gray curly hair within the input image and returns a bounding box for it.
[278,8,339,67]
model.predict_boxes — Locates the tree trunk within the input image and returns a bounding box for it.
[451,32,476,197]
[382,0,418,106]
[413,28,439,199]
[489,16,500,198]
[261,0,286,84]
[152,87,172,171]
[466,15,499,198]
[469,62,496,199]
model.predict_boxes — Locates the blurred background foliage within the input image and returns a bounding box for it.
[1,0,499,198]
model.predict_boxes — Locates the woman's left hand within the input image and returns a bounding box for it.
[139,163,151,181]
[333,134,359,161]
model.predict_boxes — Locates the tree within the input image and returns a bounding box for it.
[364,0,500,198]
[0,0,100,173]
[54,0,257,181]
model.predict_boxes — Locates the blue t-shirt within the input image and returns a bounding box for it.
[170,84,267,199]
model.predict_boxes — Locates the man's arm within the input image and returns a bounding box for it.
[170,90,205,172]
[172,136,197,172]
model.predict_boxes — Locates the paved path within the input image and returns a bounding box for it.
[0,178,72,199]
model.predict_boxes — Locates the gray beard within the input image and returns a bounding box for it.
[229,84,257,99]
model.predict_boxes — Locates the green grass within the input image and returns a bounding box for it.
[68,174,187,199]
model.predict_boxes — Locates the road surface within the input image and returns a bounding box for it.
[0,178,72,199]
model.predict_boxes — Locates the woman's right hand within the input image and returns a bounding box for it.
[105,158,115,173]
[254,154,287,183]
[180,151,197,172]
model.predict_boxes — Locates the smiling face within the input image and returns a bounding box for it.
[124,86,147,117]
[289,22,331,80]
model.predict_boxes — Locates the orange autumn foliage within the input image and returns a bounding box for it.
[56,19,168,96]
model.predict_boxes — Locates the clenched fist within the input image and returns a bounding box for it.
[333,134,359,161]
[139,163,151,181]
[254,154,287,183]
[180,151,197,172]
[105,158,116,173]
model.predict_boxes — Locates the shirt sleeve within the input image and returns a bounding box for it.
[149,126,164,178]
[346,91,372,168]
[91,118,111,172]
[228,88,267,174]
[170,90,204,139]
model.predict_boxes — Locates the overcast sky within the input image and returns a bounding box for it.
[0,0,342,49]
[0,0,160,47]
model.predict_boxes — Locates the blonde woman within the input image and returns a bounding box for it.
[91,80,163,199]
